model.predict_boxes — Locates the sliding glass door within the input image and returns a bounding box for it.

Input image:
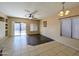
[14,22,26,36]
[72,17,79,39]
[21,23,26,35]
[61,18,71,38]
[61,16,79,39]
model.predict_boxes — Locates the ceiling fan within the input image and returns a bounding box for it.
[25,9,38,19]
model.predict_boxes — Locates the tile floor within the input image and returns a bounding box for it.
[0,35,79,56]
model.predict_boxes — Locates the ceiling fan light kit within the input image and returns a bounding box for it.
[25,9,38,19]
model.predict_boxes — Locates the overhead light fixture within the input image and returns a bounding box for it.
[58,2,70,16]
[25,9,38,19]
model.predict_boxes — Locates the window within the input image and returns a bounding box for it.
[30,23,38,31]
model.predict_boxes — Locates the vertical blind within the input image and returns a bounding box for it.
[61,16,79,39]
[72,17,79,39]
[61,18,71,38]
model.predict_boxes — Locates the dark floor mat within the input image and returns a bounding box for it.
[27,34,54,46]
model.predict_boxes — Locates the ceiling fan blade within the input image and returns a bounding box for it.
[25,9,30,13]
[25,14,27,17]
[31,10,38,14]
[25,9,38,19]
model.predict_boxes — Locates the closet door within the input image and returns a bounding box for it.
[72,16,79,39]
[61,18,71,37]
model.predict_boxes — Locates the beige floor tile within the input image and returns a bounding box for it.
[38,46,64,56]
[25,42,62,56]
[61,47,77,56]
[50,48,62,54]
[74,51,79,56]
[38,50,57,56]
[28,48,50,56]
[56,52,67,56]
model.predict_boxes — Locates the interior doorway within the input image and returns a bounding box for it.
[14,22,26,36]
